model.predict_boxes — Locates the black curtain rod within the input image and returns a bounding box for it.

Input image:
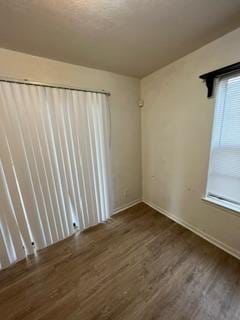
[199,62,240,98]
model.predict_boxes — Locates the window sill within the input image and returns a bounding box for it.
[202,196,240,216]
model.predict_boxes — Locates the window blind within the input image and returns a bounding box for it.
[207,73,240,206]
[0,82,112,269]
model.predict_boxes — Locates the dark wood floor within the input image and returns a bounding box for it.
[0,203,240,320]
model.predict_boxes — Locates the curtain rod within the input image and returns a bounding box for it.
[0,77,111,96]
[199,62,240,98]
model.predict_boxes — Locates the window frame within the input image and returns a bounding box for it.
[203,74,240,215]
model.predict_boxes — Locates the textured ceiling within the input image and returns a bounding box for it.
[0,0,240,78]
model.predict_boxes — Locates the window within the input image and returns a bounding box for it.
[205,73,240,212]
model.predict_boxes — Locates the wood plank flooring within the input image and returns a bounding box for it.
[0,203,240,320]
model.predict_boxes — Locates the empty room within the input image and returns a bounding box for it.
[1,1,240,319]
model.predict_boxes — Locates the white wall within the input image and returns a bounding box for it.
[141,27,240,257]
[0,48,141,211]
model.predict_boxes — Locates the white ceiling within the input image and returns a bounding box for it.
[0,0,240,78]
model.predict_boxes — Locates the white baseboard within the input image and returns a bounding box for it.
[143,199,240,261]
[113,199,142,215]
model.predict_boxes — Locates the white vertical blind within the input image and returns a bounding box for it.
[207,73,240,206]
[0,82,112,269]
